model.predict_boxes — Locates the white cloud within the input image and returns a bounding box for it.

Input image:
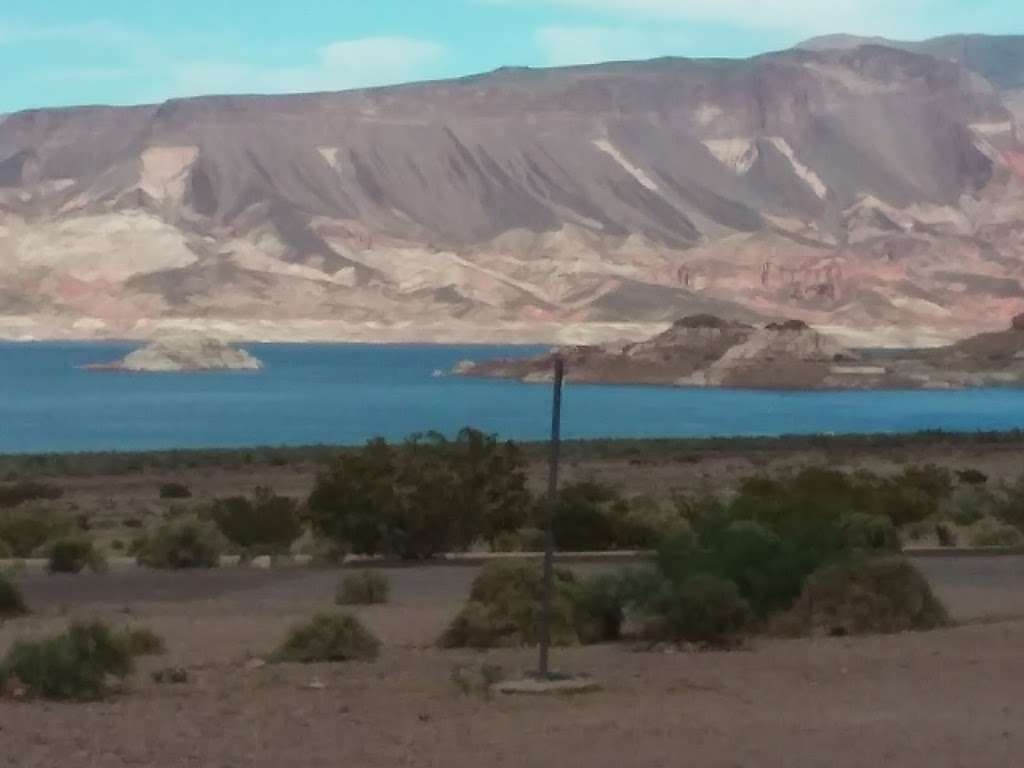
[536,25,692,66]
[171,37,447,97]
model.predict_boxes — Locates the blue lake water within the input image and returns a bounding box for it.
[3,341,1024,454]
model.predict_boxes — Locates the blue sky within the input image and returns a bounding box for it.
[2,0,1021,113]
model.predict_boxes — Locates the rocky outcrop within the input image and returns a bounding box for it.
[457,315,1024,390]
[85,338,262,373]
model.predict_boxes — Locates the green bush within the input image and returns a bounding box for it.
[970,523,1023,548]
[994,476,1024,532]
[0,507,68,557]
[0,480,63,509]
[0,573,28,618]
[0,620,134,700]
[336,571,391,605]
[492,527,546,553]
[120,627,166,656]
[47,537,107,574]
[547,481,622,552]
[212,488,303,554]
[635,573,751,646]
[884,465,954,526]
[841,513,900,553]
[136,517,223,569]
[935,523,958,547]
[573,574,625,644]
[956,469,988,486]
[784,557,948,637]
[159,482,192,499]
[273,613,380,663]
[307,430,530,560]
[950,487,993,526]
[440,561,621,648]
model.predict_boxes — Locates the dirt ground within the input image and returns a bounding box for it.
[2,557,1024,768]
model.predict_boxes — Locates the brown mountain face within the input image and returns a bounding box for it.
[1,38,1023,344]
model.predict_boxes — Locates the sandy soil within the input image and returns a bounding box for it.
[2,558,1023,767]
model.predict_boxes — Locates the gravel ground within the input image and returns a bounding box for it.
[2,558,1023,767]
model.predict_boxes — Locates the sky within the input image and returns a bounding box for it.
[2,0,1022,113]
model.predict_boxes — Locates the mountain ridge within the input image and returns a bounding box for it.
[2,35,1023,346]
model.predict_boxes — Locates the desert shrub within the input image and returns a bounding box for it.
[573,574,625,644]
[492,527,546,553]
[46,537,107,574]
[151,667,188,684]
[307,430,531,559]
[440,561,620,648]
[273,613,380,663]
[616,494,689,548]
[884,465,954,526]
[784,557,948,637]
[969,523,1024,548]
[0,620,134,701]
[135,517,223,569]
[950,487,994,526]
[547,481,622,552]
[956,468,988,486]
[0,573,28,618]
[993,476,1024,532]
[935,523,958,548]
[0,480,63,509]
[0,506,68,557]
[732,465,952,530]
[450,662,506,698]
[627,571,750,646]
[159,482,192,499]
[212,488,303,554]
[120,627,166,656]
[336,571,391,605]
[841,513,900,553]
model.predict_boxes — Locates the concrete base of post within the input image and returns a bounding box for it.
[491,673,600,696]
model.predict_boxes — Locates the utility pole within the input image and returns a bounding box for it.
[538,354,565,679]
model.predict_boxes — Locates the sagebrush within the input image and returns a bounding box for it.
[0,620,134,700]
[273,613,380,663]
[336,571,391,605]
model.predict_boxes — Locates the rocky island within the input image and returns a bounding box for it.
[455,315,1024,390]
[85,338,263,373]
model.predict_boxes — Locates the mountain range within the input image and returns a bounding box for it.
[2,34,1023,345]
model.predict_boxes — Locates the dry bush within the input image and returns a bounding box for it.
[273,613,380,663]
[0,573,27,619]
[782,557,948,637]
[440,561,622,648]
[46,537,107,574]
[135,517,223,569]
[0,620,134,701]
[336,571,391,605]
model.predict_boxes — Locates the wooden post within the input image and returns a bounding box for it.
[538,354,565,679]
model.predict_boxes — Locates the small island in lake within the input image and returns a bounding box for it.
[455,314,1024,390]
[84,337,263,373]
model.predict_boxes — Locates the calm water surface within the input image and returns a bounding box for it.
[3,341,1024,454]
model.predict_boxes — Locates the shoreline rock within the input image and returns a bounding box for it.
[455,315,1024,391]
[84,338,263,373]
